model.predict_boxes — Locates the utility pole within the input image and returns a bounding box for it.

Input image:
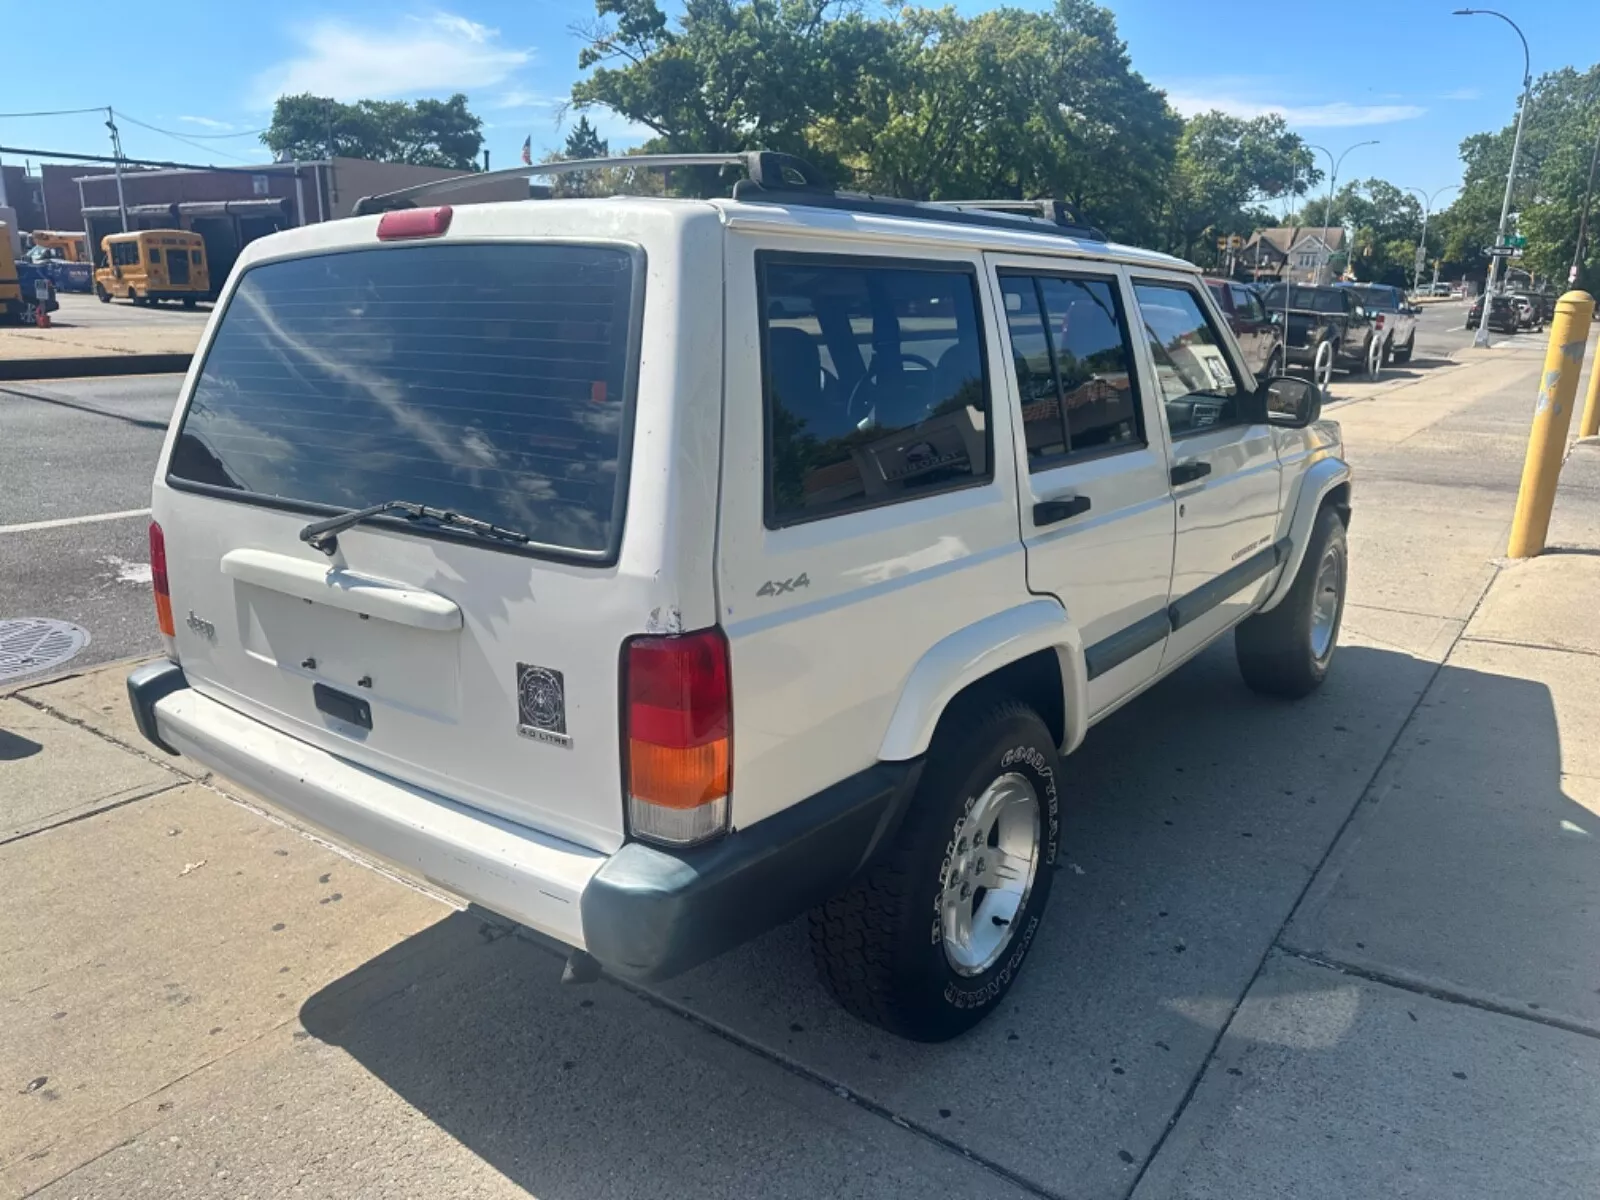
[1455,9,1532,347]
[105,108,128,232]
[1570,115,1600,286]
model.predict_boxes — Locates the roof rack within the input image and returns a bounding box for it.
[350,151,826,215]
[350,149,1106,244]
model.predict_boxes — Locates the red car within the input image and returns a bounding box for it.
[1205,278,1284,379]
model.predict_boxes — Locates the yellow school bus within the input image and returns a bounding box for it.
[95,230,210,306]
[29,230,88,263]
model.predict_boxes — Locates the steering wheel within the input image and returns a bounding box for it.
[845,352,935,424]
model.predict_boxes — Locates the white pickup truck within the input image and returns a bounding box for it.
[128,152,1351,1041]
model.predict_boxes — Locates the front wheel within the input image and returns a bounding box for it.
[1236,505,1347,698]
[1365,335,1384,379]
[95,284,111,303]
[810,700,1061,1041]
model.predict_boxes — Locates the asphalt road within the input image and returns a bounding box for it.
[0,375,184,679]
[0,298,1505,686]
[49,289,214,331]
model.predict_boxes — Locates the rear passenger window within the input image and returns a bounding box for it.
[1000,273,1142,467]
[760,256,991,526]
[1132,282,1244,436]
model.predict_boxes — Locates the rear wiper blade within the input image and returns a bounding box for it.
[299,500,530,555]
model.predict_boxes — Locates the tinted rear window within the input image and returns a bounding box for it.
[169,243,638,558]
[1263,285,1346,314]
[1345,286,1399,310]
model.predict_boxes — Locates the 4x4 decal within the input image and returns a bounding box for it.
[757,572,810,598]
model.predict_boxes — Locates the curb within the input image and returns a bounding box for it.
[0,354,192,382]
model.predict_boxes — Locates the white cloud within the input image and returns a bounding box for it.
[178,115,235,130]
[1439,87,1480,101]
[492,89,565,111]
[1164,89,1426,128]
[255,12,531,104]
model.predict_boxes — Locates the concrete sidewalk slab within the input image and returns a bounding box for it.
[16,918,1034,1200]
[1342,479,1505,620]
[1285,635,1600,1033]
[643,635,1445,1198]
[13,659,208,780]
[1466,553,1600,656]
[0,784,449,1181]
[1132,953,1600,1200]
[0,697,176,842]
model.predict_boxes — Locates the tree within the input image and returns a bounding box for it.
[1164,112,1316,263]
[564,115,610,160]
[568,0,1180,242]
[263,93,484,170]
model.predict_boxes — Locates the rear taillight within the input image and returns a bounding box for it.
[1375,314,1385,330]
[149,520,175,638]
[376,205,453,240]
[624,628,731,846]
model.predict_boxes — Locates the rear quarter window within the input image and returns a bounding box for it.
[168,242,641,561]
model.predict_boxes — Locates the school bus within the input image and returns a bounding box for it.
[95,230,210,306]
[28,230,88,263]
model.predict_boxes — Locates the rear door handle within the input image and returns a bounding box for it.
[1169,460,1212,486]
[1033,495,1091,526]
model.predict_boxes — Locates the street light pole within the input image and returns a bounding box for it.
[1308,140,1379,285]
[1405,184,1461,293]
[1455,8,1532,347]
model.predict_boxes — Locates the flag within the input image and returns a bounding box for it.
[520,136,532,166]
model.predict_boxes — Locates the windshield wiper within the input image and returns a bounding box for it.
[299,500,531,555]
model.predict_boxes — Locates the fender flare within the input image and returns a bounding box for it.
[1259,457,1351,612]
[877,599,1088,762]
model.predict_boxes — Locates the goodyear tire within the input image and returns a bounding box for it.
[1236,505,1347,699]
[809,700,1061,1041]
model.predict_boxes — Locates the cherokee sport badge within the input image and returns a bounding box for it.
[516,663,571,747]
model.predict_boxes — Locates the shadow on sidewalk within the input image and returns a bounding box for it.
[298,643,1586,1198]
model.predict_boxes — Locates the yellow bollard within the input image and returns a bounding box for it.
[1508,290,1596,558]
[1582,330,1600,439]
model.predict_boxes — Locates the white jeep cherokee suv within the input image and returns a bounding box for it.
[128,153,1350,1041]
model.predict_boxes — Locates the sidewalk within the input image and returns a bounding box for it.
[4,344,1600,1198]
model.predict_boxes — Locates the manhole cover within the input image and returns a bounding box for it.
[0,618,90,682]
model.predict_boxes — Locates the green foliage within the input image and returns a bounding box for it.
[563,115,610,160]
[263,93,484,170]
[1165,113,1318,262]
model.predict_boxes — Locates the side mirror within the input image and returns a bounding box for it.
[1265,375,1322,429]
[1352,305,1368,319]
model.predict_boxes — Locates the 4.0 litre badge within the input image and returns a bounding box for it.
[517,663,571,747]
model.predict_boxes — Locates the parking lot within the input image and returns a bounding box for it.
[6,302,1600,1198]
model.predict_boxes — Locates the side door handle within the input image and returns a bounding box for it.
[1033,495,1091,526]
[1169,460,1212,486]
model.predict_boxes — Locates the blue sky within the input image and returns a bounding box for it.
[3,0,1596,205]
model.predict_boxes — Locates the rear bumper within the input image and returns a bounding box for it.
[128,662,921,981]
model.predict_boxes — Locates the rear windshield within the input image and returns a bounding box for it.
[1263,285,1346,314]
[1344,285,1399,311]
[169,243,638,558]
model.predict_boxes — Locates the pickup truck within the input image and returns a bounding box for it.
[1205,277,1285,378]
[1261,283,1382,388]
[1337,283,1419,363]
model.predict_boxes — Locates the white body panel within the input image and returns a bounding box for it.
[145,189,1345,962]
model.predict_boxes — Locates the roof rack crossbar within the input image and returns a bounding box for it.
[727,185,1107,244]
[350,150,828,215]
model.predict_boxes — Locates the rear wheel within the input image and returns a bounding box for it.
[1314,340,1335,390]
[182,297,197,310]
[130,290,145,306]
[810,699,1061,1041]
[1236,505,1347,699]
[95,284,111,304]
[1393,333,1414,363]
[1366,335,1384,379]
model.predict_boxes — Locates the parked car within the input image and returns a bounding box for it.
[1205,277,1286,378]
[1261,282,1383,387]
[127,151,1350,1042]
[1336,282,1419,363]
[1467,293,1520,333]
[1510,294,1543,332]
[1430,282,1452,297]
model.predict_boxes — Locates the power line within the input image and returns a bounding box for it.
[114,113,267,140]
[112,110,256,164]
[0,106,107,119]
